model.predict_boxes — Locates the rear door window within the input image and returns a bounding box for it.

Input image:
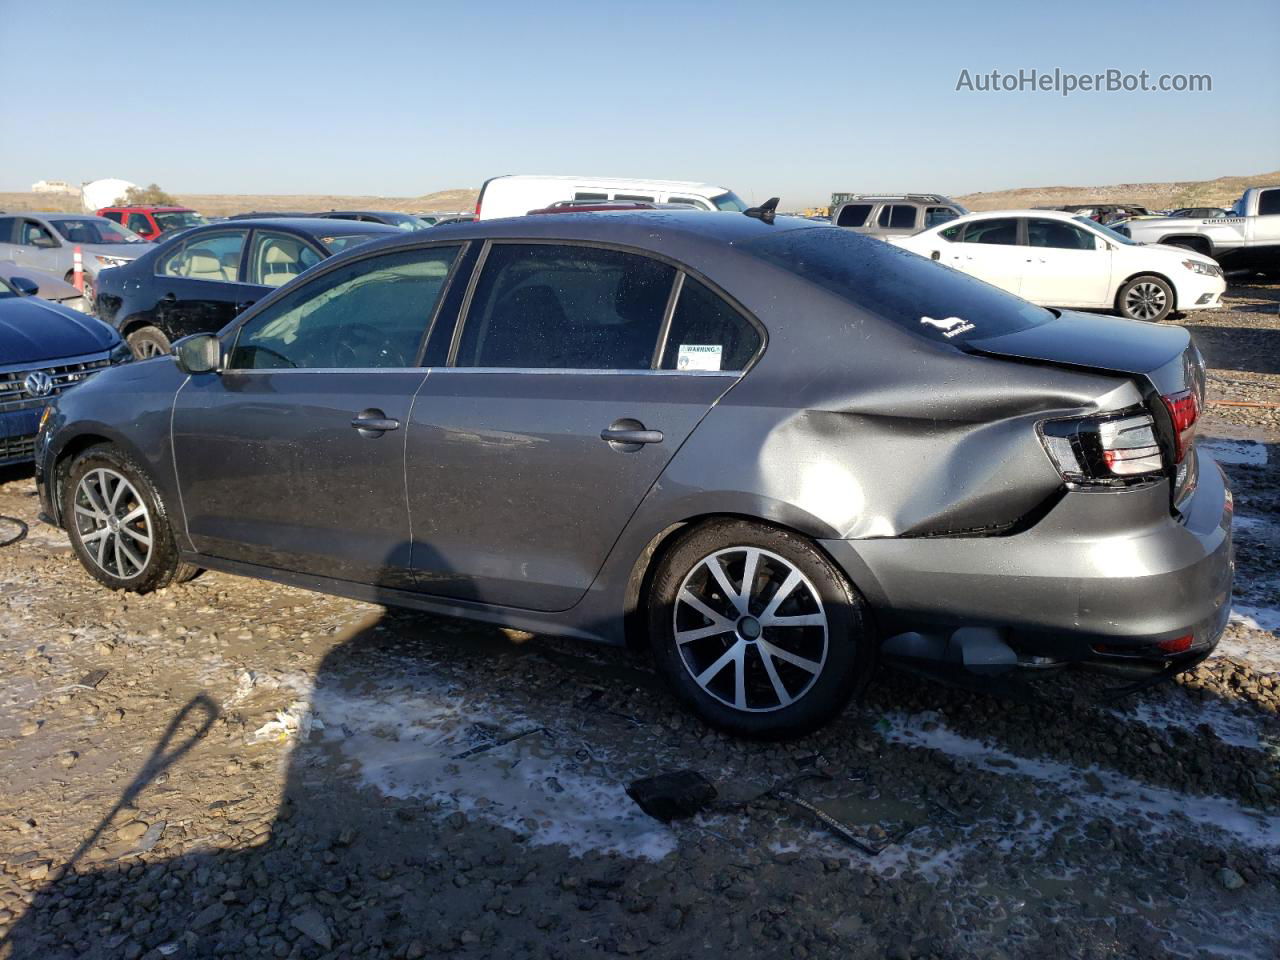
[246,230,323,287]
[877,205,918,230]
[659,277,761,372]
[101,211,123,224]
[158,230,248,281]
[1025,218,1096,250]
[836,204,872,227]
[667,196,712,210]
[454,243,675,370]
[962,218,1019,245]
[230,245,461,369]
[574,192,608,201]
[126,212,152,234]
[614,193,655,202]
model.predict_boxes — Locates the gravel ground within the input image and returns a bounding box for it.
[0,285,1278,960]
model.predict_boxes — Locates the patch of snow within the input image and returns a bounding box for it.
[310,682,677,861]
[1200,439,1268,467]
[882,712,1280,853]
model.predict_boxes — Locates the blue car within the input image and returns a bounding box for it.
[0,273,129,467]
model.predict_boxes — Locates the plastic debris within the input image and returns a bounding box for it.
[626,770,718,822]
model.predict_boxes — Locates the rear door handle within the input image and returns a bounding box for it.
[351,409,400,436]
[160,292,176,303]
[601,428,663,445]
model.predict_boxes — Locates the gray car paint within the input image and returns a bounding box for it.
[35,212,1231,665]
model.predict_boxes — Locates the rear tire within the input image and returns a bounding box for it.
[1117,275,1174,322]
[126,326,172,359]
[647,519,874,738]
[63,444,197,593]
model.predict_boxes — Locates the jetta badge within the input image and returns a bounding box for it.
[22,370,54,398]
[920,315,975,338]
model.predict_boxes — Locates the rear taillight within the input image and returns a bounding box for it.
[1160,389,1198,463]
[474,196,482,219]
[1040,410,1164,485]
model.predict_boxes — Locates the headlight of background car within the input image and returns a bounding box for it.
[95,255,130,268]
[109,341,134,364]
[1182,259,1223,277]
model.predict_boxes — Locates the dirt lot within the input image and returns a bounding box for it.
[0,287,1277,960]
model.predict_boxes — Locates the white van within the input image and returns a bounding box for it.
[474,175,747,220]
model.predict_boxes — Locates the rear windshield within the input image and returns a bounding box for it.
[710,191,747,212]
[744,226,1053,344]
[319,233,385,253]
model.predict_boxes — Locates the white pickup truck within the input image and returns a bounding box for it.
[1118,185,1280,275]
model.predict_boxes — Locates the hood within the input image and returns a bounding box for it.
[0,297,119,365]
[964,309,1198,397]
[1145,242,1217,265]
[78,241,146,259]
[0,260,81,300]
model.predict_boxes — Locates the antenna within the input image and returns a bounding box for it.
[744,197,780,225]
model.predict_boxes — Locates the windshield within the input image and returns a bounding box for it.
[744,225,1053,344]
[1076,217,1137,245]
[711,191,747,212]
[50,218,145,245]
[154,211,207,232]
[382,213,430,231]
[320,233,385,253]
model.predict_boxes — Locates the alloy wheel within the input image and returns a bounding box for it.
[1124,282,1167,320]
[134,337,167,359]
[673,546,829,713]
[73,468,153,579]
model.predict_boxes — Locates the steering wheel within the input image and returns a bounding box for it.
[332,322,407,368]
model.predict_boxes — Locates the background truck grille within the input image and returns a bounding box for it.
[0,434,36,463]
[0,357,110,413]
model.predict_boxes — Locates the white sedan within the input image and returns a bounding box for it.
[891,209,1225,322]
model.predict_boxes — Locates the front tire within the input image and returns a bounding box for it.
[63,445,197,592]
[126,325,173,359]
[1117,275,1174,322]
[647,519,874,738]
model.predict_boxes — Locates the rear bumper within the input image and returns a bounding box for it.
[821,456,1233,668]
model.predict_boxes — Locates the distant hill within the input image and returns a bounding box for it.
[0,188,480,217]
[955,171,1280,212]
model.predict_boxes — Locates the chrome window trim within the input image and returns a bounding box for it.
[218,366,739,377]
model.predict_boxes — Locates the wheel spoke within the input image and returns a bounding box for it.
[113,536,126,576]
[704,555,744,616]
[695,640,743,687]
[119,505,147,524]
[759,570,802,622]
[761,612,826,629]
[759,639,821,675]
[758,645,793,707]
[679,589,731,629]
[675,622,734,645]
[80,527,109,543]
[738,548,760,612]
[120,525,151,547]
[117,538,145,573]
[84,476,109,515]
[74,503,104,522]
[108,474,128,510]
[733,644,746,710]
[94,529,108,567]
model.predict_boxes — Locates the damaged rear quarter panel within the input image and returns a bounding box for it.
[645,291,1143,542]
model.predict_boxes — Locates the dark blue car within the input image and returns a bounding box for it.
[0,273,128,467]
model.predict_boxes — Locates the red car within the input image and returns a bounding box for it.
[97,206,207,242]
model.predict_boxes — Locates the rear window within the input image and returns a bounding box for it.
[320,233,384,253]
[744,226,1053,344]
[1258,189,1280,216]
[877,205,917,230]
[836,204,872,227]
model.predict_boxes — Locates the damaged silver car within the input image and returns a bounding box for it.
[35,210,1233,736]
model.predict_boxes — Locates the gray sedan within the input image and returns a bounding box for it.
[0,260,91,313]
[34,210,1232,736]
[0,212,148,305]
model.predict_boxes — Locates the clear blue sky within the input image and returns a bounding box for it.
[3,0,1277,206]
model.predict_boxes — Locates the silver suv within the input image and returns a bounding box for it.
[831,193,966,239]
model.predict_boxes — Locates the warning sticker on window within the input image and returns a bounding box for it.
[676,344,722,371]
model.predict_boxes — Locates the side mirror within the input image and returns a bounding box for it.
[10,276,40,297]
[172,333,222,374]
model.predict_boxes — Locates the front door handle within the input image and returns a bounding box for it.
[160,292,177,303]
[601,419,663,447]
[351,409,400,436]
